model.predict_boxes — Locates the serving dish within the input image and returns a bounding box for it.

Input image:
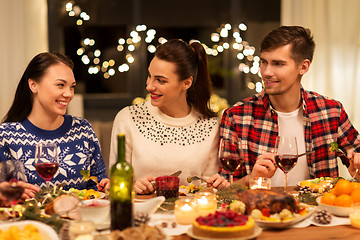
[0,220,59,240]
[316,197,351,217]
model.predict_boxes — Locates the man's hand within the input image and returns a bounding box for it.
[251,153,277,178]
[347,149,360,180]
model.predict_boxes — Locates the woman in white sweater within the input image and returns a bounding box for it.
[109,39,229,194]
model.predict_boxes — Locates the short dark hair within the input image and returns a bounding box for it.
[260,26,315,63]
[3,52,74,123]
[155,39,215,118]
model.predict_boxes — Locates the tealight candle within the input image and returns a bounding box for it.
[174,198,198,225]
[194,192,217,217]
[69,221,95,240]
[249,177,271,190]
[350,203,360,229]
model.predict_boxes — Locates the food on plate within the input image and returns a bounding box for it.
[321,179,360,207]
[179,184,203,194]
[249,202,309,222]
[236,189,297,214]
[299,177,335,193]
[0,224,42,240]
[44,194,81,220]
[192,210,255,238]
[67,188,101,200]
[111,224,166,240]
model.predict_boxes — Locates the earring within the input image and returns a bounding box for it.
[34,90,37,93]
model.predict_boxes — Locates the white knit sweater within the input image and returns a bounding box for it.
[109,101,219,186]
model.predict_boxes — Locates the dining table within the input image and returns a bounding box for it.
[135,186,360,240]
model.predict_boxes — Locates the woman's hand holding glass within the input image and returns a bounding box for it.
[0,160,28,219]
[134,176,156,194]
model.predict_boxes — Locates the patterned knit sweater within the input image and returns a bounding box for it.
[0,115,107,190]
[109,101,220,186]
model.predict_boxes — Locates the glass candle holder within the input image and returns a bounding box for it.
[194,191,217,217]
[249,177,271,190]
[69,220,95,240]
[350,203,360,229]
[174,198,198,225]
[155,176,179,199]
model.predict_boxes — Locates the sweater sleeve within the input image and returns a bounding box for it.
[201,120,220,179]
[109,107,133,170]
[83,120,107,189]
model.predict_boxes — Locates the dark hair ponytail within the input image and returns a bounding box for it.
[155,39,215,118]
[2,52,74,123]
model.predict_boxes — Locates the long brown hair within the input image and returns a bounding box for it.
[155,39,215,118]
[2,52,74,123]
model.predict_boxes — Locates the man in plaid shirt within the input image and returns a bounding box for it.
[220,26,360,186]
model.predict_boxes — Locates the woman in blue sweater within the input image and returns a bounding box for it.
[0,52,109,198]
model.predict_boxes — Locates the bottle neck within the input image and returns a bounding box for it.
[117,134,126,163]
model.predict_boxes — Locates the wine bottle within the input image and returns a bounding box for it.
[110,133,134,231]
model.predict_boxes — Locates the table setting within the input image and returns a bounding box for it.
[1,140,360,240]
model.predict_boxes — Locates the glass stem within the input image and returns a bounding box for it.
[284,173,287,192]
[230,174,234,185]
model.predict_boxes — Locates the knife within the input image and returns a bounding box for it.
[170,170,182,177]
[297,151,315,158]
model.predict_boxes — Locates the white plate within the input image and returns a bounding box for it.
[316,197,351,217]
[186,225,262,240]
[0,220,59,239]
[255,206,316,229]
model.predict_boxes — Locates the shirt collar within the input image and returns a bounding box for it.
[260,85,308,114]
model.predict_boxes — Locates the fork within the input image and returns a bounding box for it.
[335,149,359,179]
[187,176,207,183]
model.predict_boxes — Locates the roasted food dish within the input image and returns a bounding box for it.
[236,189,297,214]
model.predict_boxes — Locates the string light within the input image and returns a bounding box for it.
[65,1,261,86]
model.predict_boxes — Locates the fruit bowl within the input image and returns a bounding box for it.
[316,197,351,217]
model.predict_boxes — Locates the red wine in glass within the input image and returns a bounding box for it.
[218,138,243,185]
[34,143,59,190]
[274,155,298,173]
[0,184,24,204]
[35,162,59,181]
[219,157,242,173]
[0,159,26,220]
[275,136,298,192]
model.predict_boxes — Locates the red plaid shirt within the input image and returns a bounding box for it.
[220,87,360,179]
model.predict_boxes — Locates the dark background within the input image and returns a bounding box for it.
[47,0,281,121]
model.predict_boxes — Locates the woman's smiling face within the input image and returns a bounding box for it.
[30,63,76,118]
[146,57,189,114]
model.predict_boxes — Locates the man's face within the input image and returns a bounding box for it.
[260,44,304,97]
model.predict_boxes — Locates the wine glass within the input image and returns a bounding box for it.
[274,136,298,192]
[0,159,26,220]
[218,137,243,185]
[34,143,59,190]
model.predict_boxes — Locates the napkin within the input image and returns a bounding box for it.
[148,213,191,236]
[293,215,351,228]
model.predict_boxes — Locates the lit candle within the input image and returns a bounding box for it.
[350,203,360,229]
[194,192,217,217]
[69,221,95,240]
[249,177,271,190]
[174,198,198,225]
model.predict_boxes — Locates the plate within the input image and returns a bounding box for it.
[316,197,351,217]
[186,225,262,240]
[255,206,316,229]
[0,220,59,239]
[297,178,334,192]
